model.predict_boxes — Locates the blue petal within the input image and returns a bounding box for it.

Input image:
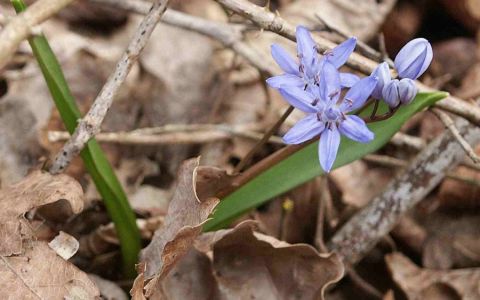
[326,37,357,68]
[382,79,400,108]
[319,61,341,103]
[283,114,325,144]
[340,75,377,112]
[319,125,341,172]
[271,44,300,75]
[296,26,316,65]
[296,26,318,77]
[398,78,418,105]
[266,74,304,89]
[394,38,433,79]
[340,72,360,88]
[278,87,318,113]
[338,115,374,143]
[370,62,391,99]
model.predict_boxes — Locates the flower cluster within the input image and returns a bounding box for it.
[268,26,432,172]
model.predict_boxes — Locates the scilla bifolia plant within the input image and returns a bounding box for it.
[268,26,433,172]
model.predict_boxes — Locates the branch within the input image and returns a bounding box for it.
[49,0,170,173]
[327,118,480,264]
[430,108,480,164]
[47,124,283,145]
[0,0,74,70]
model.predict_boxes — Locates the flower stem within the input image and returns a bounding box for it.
[234,105,294,173]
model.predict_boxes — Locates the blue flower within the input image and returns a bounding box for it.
[267,26,358,91]
[394,38,433,80]
[371,39,432,107]
[370,62,391,99]
[279,62,377,172]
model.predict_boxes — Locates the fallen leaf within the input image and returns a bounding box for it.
[0,241,99,299]
[386,252,480,299]
[0,170,84,256]
[210,222,344,300]
[140,158,221,282]
[48,231,80,260]
[131,263,147,300]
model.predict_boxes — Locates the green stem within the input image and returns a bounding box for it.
[11,0,140,278]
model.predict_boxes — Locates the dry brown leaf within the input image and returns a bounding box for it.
[131,263,147,300]
[330,161,392,208]
[210,222,344,300]
[386,252,480,300]
[0,241,99,299]
[0,170,84,256]
[140,157,223,283]
[139,221,344,299]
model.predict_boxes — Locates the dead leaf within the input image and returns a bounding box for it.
[140,158,221,282]
[0,241,99,299]
[386,252,480,299]
[131,263,147,300]
[0,170,84,256]
[48,231,80,260]
[210,222,344,300]
[330,160,393,208]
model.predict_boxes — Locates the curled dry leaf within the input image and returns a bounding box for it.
[386,252,480,300]
[0,170,84,256]
[141,157,230,283]
[0,241,99,299]
[156,221,344,300]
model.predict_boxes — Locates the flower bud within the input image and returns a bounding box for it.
[382,79,400,108]
[398,78,418,105]
[370,62,391,99]
[394,38,433,80]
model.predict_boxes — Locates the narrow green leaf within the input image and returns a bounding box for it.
[204,92,447,231]
[11,0,140,277]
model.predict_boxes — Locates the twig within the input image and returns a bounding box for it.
[47,124,284,145]
[431,108,480,164]
[389,132,426,151]
[328,118,480,264]
[315,13,390,66]
[0,0,74,70]
[49,0,170,173]
[234,106,294,173]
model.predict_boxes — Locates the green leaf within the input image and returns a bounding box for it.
[204,91,447,231]
[11,0,140,278]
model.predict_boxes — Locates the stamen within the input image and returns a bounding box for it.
[328,89,340,99]
[311,98,319,106]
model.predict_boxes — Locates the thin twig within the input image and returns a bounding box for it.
[234,106,294,173]
[431,108,480,164]
[364,154,480,188]
[328,118,480,264]
[315,13,388,66]
[0,0,74,70]
[47,124,284,145]
[49,0,170,173]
